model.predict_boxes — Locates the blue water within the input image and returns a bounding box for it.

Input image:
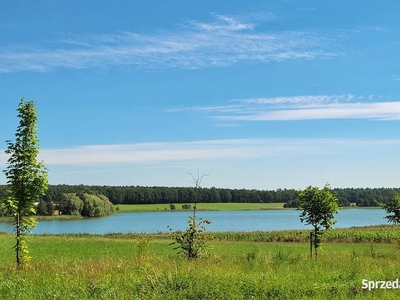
[0,209,389,234]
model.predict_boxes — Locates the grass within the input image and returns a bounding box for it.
[2,228,400,299]
[209,225,400,243]
[115,202,286,212]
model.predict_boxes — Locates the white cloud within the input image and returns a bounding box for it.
[0,14,343,73]
[2,138,400,188]
[36,139,289,165]
[216,101,400,121]
[167,94,400,121]
[1,138,400,167]
[192,14,254,31]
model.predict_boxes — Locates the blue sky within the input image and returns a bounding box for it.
[1,0,400,189]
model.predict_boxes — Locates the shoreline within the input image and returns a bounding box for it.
[0,205,382,222]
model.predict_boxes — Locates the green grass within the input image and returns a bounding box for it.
[2,229,400,299]
[209,225,400,243]
[115,202,286,212]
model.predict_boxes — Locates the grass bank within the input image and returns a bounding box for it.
[1,228,400,299]
[115,202,286,212]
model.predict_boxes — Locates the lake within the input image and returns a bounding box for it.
[0,208,390,234]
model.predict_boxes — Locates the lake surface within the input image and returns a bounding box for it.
[0,209,390,234]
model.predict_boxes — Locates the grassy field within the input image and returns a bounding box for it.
[2,228,400,299]
[115,202,286,212]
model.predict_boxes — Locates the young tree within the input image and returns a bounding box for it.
[298,183,338,260]
[381,192,400,224]
[169,170,212,260]
[3,98,48,268]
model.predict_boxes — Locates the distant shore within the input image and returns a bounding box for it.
[0,202,382,222]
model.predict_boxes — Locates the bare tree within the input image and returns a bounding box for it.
[187,169,208,218]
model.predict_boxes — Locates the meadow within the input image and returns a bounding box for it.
[115,202,286,212]
[1,227,400,299]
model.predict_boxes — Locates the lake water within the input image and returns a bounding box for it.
[0,209,390,234]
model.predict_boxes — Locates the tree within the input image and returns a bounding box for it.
[298,183,338,260]
[3,98,48,267]
[169,170,212,260]
[59,193,84,215]
[381,192,400,224]
[80,193,113,217]
[187,169,208,217]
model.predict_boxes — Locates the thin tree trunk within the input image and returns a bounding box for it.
[16,212,20,267]
[314,227,318,261]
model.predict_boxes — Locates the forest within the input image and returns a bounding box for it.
[1,184,398,216]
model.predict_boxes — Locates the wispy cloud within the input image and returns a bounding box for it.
[167,94,400,121]
[2,138,400,188]
[298,8,316,12]
[217,101,400,121]
[166,95,355,114]
[389,74,400,82]
[165,104,242,113]
[0,13,344,73]
[233,94,355,106]
[192,14,254,31]
[1,138,399,166]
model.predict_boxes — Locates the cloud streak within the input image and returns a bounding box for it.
[217,101,400,121]
[1,138,399,166]
[167,94,400,121]
[0,14,343,73]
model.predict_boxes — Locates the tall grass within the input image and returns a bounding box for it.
[210,225,400,243]
[1,232,400,299]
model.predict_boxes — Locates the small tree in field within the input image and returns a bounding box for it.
[169,170,212,260]
[381,192,400,224]
[3,98,48,268]
[298,183,338,260]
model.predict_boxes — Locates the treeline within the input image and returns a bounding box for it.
[285,187,400,208]
[40,185,299,205]
[2,185,398,209]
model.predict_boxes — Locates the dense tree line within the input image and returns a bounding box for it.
[1,185,399,216]
[284,187,400,208]
[38,185,299,206]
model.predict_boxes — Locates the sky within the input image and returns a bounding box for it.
[0,0,400,190]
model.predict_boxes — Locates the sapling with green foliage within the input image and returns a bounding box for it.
[298,183,338,260]
[3,98,48,268]
[170,216,212,259]
[169,170,212,260]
